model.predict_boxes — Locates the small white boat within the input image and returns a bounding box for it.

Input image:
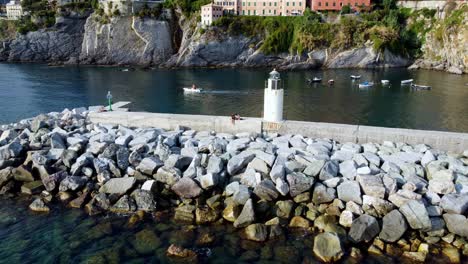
[411,84,431,90]
[328,79,334,85]
[183,87,203,93]
[401,79,413,85]
[306,77,322,83]
[359,81,374,88]
[350,75,361,80]
[121,69,129,72]
[381,80,390,85]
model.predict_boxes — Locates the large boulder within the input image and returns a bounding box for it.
[440,193,468,214]
[337,180,362,204]
[171,177,202,198]
[443,214,468,238]
[399,200,432,231]
[313,232,344,263]
[29,198,50,212]
[154,166,181,186]
[206,155,224,174]
[287,172,314,197]
[110,195,137,213]
[137,157,164,175]
[357,175,385,199]
[244,223,268,242]
[379,209,408,242]
[227,152,255,175]
[349,214,380,243]
[100,177,136,194]
[131,189,157,211]
[233,198,255,228]
[59,176,87,192]
[312,183,336,204]
[319,161,339,181]
[253,179,279,201]
[362,195,395,217]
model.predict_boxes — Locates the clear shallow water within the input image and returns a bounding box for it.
[0,63,467,132]
[0,198,460,264]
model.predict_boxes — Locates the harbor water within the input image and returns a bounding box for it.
[0,63,467,132]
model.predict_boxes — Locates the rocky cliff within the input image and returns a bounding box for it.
[164,25,410,70]
[79,15,174,65]
[0,16,86,63]
[0,7,463,72]
[409,4,467,74]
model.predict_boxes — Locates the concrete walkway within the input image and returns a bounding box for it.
[89,110,468,153]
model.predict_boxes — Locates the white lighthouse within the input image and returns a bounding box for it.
[263,69,284,122]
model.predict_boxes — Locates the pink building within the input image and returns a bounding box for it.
[213,0,239,14]
[239,0,306,16]
[310,0,370,11]
[201,3,224,25]
[201,0,306,20]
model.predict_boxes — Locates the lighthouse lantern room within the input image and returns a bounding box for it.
[263,69,284,122]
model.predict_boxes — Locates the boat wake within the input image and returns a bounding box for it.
[201,90,251,95]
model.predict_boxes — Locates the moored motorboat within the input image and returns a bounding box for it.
[350,75,361,80]
[359,81,374,88]
[183,87,203,93]
[381,80,390,85]
[401,79,413,85]
[411,84,431,90]
[306,77,322,83]
[328,79,334,85]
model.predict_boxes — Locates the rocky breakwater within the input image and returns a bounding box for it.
[1,109,468,262]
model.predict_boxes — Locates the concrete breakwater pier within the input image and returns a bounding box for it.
[0,103,467,262]
[89,111,468,153]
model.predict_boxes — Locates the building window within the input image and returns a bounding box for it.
[333,2,335,6]
[254,10,256,14]
[299,2,301,6]
[318,2,321,6]
[292,1,295,6]
[242,10,245,14]
[286,1,289,5]
[254,2,256,6]
[355,2,358,6]
[263,2,265,6]
[263,9,265,14]
[248,10,250,15]
[242,2,245,6]
[274,2,277,6]
[274,9,276,14]
[325,2,328,6]
[269,2,271,6]
[340,2,342,6]
[248,2,250,6]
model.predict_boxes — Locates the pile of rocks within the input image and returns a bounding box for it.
[1,108,468,262]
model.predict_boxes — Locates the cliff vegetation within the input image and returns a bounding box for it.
[209,0,426,58]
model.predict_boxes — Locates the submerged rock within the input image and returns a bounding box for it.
[313,232,344,262]
[29,198,50,212]
[244,223,268,242]
[234,199,255,228]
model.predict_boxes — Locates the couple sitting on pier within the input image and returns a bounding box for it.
[231,113,241,124]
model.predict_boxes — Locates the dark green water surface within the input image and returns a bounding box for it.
[1,63,467,132]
